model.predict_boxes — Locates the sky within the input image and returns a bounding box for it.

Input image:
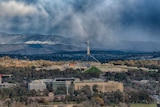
[0,0,160,50]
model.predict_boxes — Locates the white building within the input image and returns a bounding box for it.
[28,80,46,91]
[28,78,80,92]
[0,82,16,88]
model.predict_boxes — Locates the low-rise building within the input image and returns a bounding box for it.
[28,78,124,94]
[74,79,123,93]
[28,80,46,91]
[96,65,128,72]
[0,82,16,88]
[52,78,80,91]
[28,78,80,91]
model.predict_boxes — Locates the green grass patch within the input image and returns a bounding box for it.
[85,66,102,73]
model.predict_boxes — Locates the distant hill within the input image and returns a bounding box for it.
[0,32,160,54]
[0,32,84,55]
[0,32,73,45]
[0,44,81,55]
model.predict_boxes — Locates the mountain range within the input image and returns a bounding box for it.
[0,32,160,55]
[0,32,83,54]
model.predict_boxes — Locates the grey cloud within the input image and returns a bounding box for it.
[1,0,160,50]
[0,1,37,17]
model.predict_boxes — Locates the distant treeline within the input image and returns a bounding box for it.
[0,67,100,83]
[0,50,160,62]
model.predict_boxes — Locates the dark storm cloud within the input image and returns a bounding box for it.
[1,0,160,49]
[121,0,160,31]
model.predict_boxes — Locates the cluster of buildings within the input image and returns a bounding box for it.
[0,74,16,88]
[28,77,123,94]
